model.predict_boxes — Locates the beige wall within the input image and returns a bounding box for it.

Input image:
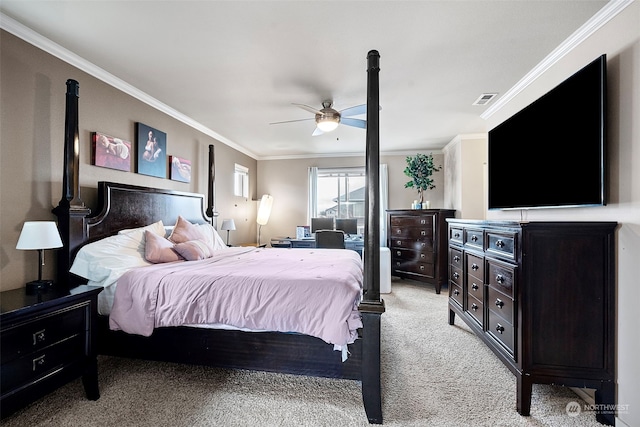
[484,3,639,426]
[256,152,445,244]
[0,31,257,290]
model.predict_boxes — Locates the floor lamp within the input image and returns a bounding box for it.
[256,194,273,246]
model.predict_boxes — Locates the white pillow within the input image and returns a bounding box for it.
[195,223,229,250]
[117,220,166,239]
[70,232,152,285]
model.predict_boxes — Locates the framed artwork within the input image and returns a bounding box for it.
[91,131,131,172]
[136,122,167,178]
[170,155,191,183]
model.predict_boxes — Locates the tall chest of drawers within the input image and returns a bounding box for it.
[387,209,455,293]
[447,220,617,425]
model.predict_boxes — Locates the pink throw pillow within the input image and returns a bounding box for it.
[168,216,207,244]
[144,231,183,263]
[173,240,216,261]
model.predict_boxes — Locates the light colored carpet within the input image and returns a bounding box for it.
[2,280,606,426]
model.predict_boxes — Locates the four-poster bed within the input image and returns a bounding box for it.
[53,51,385,423]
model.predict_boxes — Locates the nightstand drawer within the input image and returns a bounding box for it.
[1,304,86,364]
[1,334,84,392]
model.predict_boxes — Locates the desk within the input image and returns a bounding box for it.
[271,237,364,256]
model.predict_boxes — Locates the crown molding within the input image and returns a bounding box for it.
[481,0,634,120]
[0,13,258,160]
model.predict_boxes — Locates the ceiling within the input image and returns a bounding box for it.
[0,1,609,159]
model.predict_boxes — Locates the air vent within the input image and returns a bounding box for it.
[472,93,498,106]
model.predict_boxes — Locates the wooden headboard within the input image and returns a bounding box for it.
[54,181,211,287]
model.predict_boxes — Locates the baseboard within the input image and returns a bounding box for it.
[570,387,595,405]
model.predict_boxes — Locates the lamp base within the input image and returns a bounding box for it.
[25,280,54,295]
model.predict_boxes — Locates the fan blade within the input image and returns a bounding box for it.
[341,118,367,129]
[312,127,324,136]
[339,104,366,117]
[269,117,314,125]
[293,103,323,115]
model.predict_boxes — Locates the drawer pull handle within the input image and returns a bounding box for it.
[33,329,46,345]
[495,324,505,334]
[472,283,479,291]
[396,251,401,256]
[32,355,46,371]
[453,289,460,296]
[420,219,426,224]
[471,303,478,311]
[419,265,425,271]
[396,229,402,234]
[471,263,479,271]
[453,255,460,262]
[496,274,505,284]
[495,240,505,248]
[495,298,504,308]
[453,272,459,279]
[396,240,402,246]
[471,235,478,242]
[420,243,426,248]
[396,262,401,266]
[454,232,460,238]
[420,253,425,259]
[421,230,426,236]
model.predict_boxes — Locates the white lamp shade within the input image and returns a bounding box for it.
[16,221,63,250]
[220,219,236,231]
[256,194,273,226]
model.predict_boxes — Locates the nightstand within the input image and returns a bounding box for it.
[0,285,102,418]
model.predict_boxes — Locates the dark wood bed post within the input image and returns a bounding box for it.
[52,79,91,289]
[206,144,219,226]
[360,49,385,425]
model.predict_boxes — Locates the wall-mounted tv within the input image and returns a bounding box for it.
[488,54,607,210]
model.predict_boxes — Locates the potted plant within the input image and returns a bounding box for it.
[404,153,441,207]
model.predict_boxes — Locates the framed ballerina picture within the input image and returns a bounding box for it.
[170,155,191,183]
[91,131,132,172]
[136,122,167,178]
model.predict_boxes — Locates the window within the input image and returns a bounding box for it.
[310,167,366,234]
[234,164,249,198]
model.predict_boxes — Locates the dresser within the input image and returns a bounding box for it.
[0,285,102,417]
[387,209,455,293]
[447,220,616,425]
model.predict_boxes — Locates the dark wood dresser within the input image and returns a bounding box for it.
[387,209,455,293]
[446,220,616,425]
[0,285,102,418]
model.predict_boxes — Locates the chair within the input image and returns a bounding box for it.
[315,230,345,249]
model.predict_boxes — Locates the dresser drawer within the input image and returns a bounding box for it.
[466,293,484,326]
[1,304,86,364]
[392,248,435,264]
[465,229,484,249]
[391,225,434,240]
[487,232,516,259]
[449,265,462,287]
[449,227,463,244]
[393,259,435,277]
[487,286,514,324]
[466,253,484,282]
[390,215,434,229]
[1,334,84,392]
[449,248,462,269]
[487,261,515,297]
[450,282,463,307]
[487,310,515,355]
[467,275,484,302]
[390,238,434,251]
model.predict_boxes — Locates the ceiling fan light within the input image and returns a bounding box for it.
[316,117,340,132]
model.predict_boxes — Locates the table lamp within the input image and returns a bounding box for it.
[16,221,63,293]
[256,194,273,246]
[220,219,236,246]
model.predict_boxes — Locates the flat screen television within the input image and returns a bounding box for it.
[335,218,358,236]
[488,54,607,210]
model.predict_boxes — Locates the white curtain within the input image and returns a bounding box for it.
[308,166,318,221]
[379,164,389,247]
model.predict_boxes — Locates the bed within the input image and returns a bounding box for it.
[52,51,385,423]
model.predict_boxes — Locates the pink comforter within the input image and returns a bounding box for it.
[109,247,363,346]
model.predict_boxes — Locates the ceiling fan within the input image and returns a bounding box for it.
[270,101,369,136]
